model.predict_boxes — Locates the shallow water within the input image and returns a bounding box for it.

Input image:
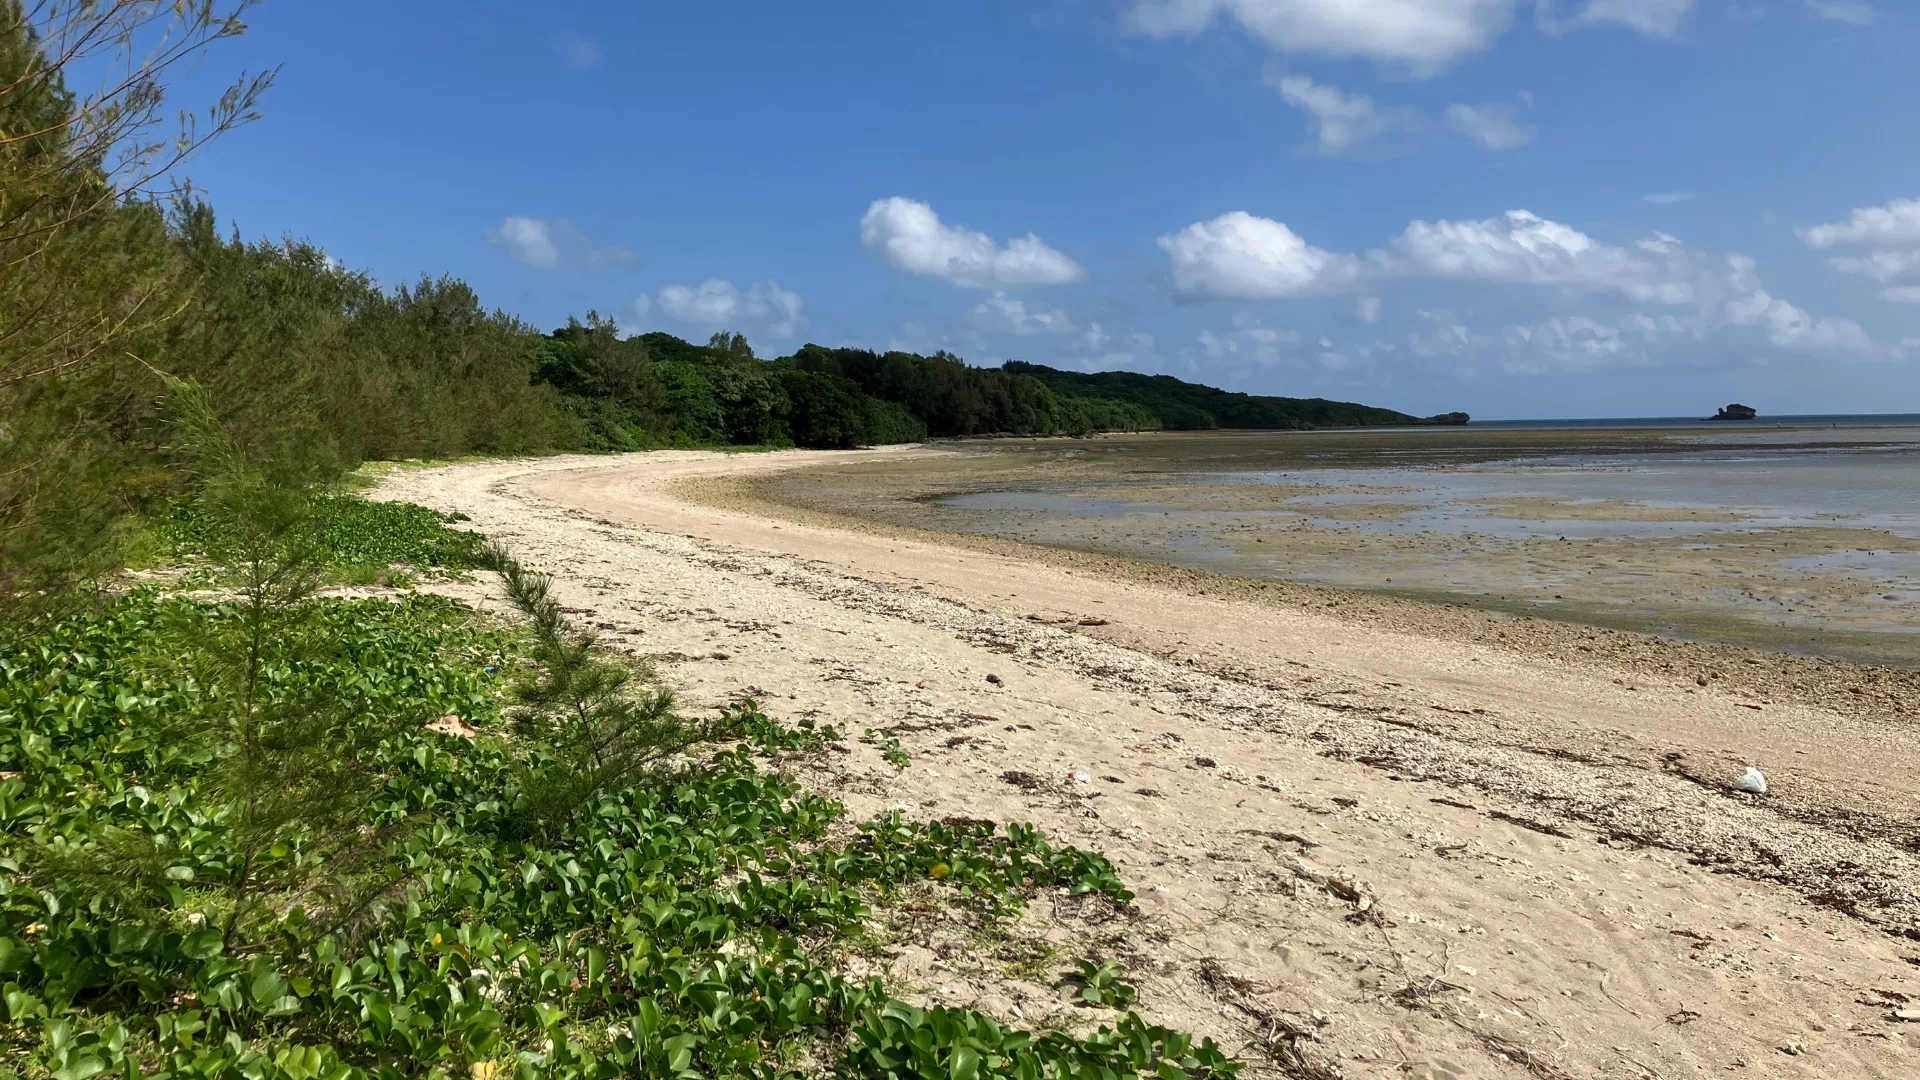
[922,425,1920,660]
[942,442,1920,541]
[1214,445,1920,535]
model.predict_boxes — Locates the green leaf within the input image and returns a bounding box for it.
[51,1057,106,1080]
[181,930,224,960]
[249,969,290,1006]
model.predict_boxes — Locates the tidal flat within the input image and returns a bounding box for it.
[751,426,1920,667]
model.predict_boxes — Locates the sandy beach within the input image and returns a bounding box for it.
[377,449,1920,1080]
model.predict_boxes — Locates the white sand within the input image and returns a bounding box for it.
[378,451,1920,1080]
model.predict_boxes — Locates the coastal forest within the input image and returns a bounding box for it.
[1,1,1437,614]
[1,5,1326,1079]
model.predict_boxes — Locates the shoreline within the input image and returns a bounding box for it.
[733,428,1920,670]
[681,459,1920,730]
[375,449,1920,1076]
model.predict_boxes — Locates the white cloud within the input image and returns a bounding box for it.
[1158,210,1365,299]
[556,35,601,70]
[1389,212,1696,302]
[1806,1,1878,25]
[973,292,1078,335]
[1538,0,1695,35]
[1164,209,1715,304]
[652,280,805,337]
[1127,2,1699,75]
[1641,191,1697,205]
[1504,316,1633,372]
[859,197,1085,288]
[1409,294,1882,377]
[1824,250,1920,284]
[1269,75,1417,156]
[1801,197,1920,302]
[1356,296,1383,323]
[1125,0,1520,75]
[1724,291,1877,353]
[1161,208,1886,360]
[1800,198,1920,250]
[486,217,635,270]
[1445,103,1536,149]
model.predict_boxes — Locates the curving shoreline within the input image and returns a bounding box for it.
[377,450,1920,1078]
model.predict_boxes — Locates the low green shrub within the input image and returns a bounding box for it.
[160,495,486,573]
[0,593,1234,1080]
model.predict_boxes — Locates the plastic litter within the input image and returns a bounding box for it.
[1735,766,1767,794]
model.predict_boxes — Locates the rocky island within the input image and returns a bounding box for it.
[1710,403,1758,421]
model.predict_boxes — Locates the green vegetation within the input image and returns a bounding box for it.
[860,728,913,770]
[786,345,1162,439]
[0,11,1349,1074]
[1063,961,1139,1010]
[0,496,1240,1079]
[161,498,487,576]
[0,307,1238,1076]
[0,0,1436,622]
[1002,362,1449,430]
[0,7,1436,624]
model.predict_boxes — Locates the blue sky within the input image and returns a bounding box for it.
[176,1,1920,419]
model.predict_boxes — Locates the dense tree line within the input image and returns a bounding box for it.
[1000,361,1440,430]
[789,345,1161,438]
[531,320,931,451]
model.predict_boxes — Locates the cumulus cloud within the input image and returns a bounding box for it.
[1388,212,1698,302]
[1189,321,1381,376]
[1641,192,1697,205]
[859,197,1085,288]
[972,292,1078,335]
[486,217,634,270]
[1406,294,1876,377]
[1501,316,1635,373]
[1158,210,1365,300]
[1160,207,1886,359]
[1124,0,1520,75]
[651,280,805,337]
[1800,198,1920,250]
[1537,0,1694,35]
[1162,209,1691,303]
[1806,1,1878,24]
[1126,1,1690,74]
[1270,75,1417,156]
[1445,103,1535,149]
[1801,197,1920,302]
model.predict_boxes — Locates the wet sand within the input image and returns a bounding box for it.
[744,429,1920,668]
[378,450,1920,1080]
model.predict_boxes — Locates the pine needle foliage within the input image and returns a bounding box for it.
[29,375,421,954]
[484,542,746,836]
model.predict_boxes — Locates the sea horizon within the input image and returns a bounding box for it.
[1465,412,1920,429]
